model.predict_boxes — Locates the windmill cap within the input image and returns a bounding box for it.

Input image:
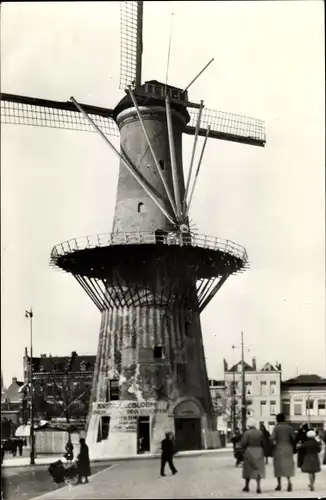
[113,80,190,125]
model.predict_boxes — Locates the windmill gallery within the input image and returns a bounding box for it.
[0,1,266,458]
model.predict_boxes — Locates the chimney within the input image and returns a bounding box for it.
[40,354,47,358]
[71,351,78,357]
[12,377,17,383]
[252,357,257,370]
[24,347,28,357]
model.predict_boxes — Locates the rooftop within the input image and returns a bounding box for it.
[25,352,96,373]
[282,374,326,386]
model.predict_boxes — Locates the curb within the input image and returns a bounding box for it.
[2,447,231,468]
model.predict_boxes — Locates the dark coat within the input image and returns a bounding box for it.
[271,422,295,478]
[301,438,321,473]
[296,426,308,468]
[240,428,265,480]
[77,443,91,477]
[261,428,272,458]
[231,433,243,460]
[161,437,175,456]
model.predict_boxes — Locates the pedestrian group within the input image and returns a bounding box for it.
[232,412,325,494]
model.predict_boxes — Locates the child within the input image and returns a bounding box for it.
[300,429,322,491]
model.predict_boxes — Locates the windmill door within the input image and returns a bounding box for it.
[174,400,202,451]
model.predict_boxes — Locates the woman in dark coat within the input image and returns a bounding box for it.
[240,419,265,494]
[77,438,91,484]
[270,413,295,492]
[300,430,322,491]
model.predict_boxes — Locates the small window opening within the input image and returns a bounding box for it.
[185,321,191,337]
[137,202,144,213]
[153,345,163,359]
[109,379,120,401]
[159,160,165,171]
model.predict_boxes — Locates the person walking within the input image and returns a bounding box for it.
[11,439,17,457]
[76,438,91,484]
[65,438,74,462]
[296,423,309,469]
[270,413,296,492]
[231,428,243,467]
[260,424,272,465]
[160,432,177,477]
[17,439,23,457]
[239,418,265,494]
[300,429,322,491]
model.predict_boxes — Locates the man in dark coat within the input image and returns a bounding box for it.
[296,423,309,468]
[77,438,91,484]
[17,439,23,457]
[260,423,272,464]
[160,432,177,477]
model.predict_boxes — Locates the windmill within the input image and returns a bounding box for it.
[1,1,266,455]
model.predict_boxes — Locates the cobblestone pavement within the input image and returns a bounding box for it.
[30,452,326,499]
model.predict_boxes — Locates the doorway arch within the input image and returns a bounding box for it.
[174,399,202,451]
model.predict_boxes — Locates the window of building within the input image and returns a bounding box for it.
[317,400,326,415]
[159,160,165,170]
[245,381,252,395]
[260,381,267,396]
[270,400,276,416]
[306,400,314,411]
[97,416,110,442]
[109,380,120,401]
[80,361,87,371]
[270,381,276,395]
[260,401,267,416]
[137,202,144,213]
[153,346,163,359]
[294,402,302,415]
[282,399,290,415]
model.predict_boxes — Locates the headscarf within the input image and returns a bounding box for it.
[247,418,257,429]
[306,430,316,439]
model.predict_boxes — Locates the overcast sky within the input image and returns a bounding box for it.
[1,1,325,387]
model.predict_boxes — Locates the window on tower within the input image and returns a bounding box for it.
[153,346,163,359]
[159,160,165,170]
[137,202,144,213]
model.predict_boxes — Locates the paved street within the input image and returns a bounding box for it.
[29,451,326,499]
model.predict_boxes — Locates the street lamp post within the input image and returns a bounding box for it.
[25,308,35,465]
[240,332,247,433]
[232,331,250,434]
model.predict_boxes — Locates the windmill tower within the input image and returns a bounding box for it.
[0,1,266,456]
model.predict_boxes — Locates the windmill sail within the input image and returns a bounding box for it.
[119,1,143,89]
[185,106,266,147]
[0,93,119,137]
[1,93,265,147]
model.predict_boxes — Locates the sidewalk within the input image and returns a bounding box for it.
[2,446,231,468]
[29,454,326,500]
